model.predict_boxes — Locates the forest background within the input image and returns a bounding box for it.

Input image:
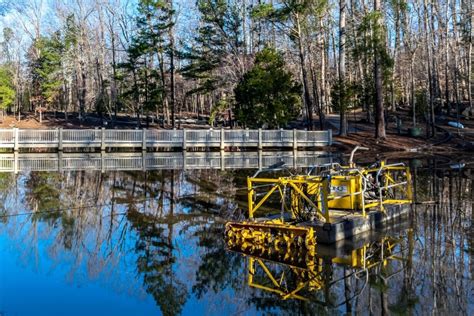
[0,0,472,141]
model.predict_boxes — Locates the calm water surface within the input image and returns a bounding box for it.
[0,155,472,315]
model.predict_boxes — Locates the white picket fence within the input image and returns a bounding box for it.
[0,151,334,173]
[0,128,332,150]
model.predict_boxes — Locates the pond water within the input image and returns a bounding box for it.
[0,154,472,315]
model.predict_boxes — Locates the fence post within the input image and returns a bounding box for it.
[182,129,187,151]
[142,128,147,151]
[328,129,332,146]
[101,150,105,173]
[220,128,225,150]
[293,129,297,150]
[220,149,225,171]
[258,128,262,150]
[58,128,63,151]
[293,149,297,168]
[101,127,105,151]
[182,151,187,170]
[14,128,18,151]
[14,151,18,174]
[58,151,63,172]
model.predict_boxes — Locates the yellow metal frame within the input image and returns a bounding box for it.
[246,161,413,222]
[244,229,414,302]
[361,162,413,212]
[247,175,330,222]
[247,256,324,301]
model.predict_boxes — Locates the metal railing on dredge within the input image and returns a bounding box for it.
[246,161,413,222]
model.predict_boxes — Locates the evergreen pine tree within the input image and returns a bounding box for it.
[181,0,242,94]
[0,66,14,111]
[28,32,64,109]
[234,48,301,128]
[118,0,175,126]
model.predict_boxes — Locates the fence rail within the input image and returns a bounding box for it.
[0,151,334,173]
[0,128,332,151]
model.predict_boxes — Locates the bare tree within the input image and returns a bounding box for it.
[374,0,386,139]
[339,0,347,136]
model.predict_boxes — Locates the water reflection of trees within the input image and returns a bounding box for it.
[1,168,246,314]
[212,159,472,315]
[127,207,188,316]
[410,160,473,315]
[0,172,15,223]
[0,159,471,315]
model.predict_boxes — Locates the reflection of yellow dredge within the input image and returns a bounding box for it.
[228,230,414,303]
[225,147,413,254]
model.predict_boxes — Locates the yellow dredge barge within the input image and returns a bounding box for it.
[225,147,414,254]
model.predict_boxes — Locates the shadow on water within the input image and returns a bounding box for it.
[0,154,472,315]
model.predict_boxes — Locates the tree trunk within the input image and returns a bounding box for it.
[168,0,176,129]
[411,58,417,127]
[132,68,140,127]
[157,51,169,126]
[445,0,451,116]
[318,19,328,115]
[78,59,86,122]
[424,0,436,137]
[308,50,325,130]
[111,27,118,124]
[67,78,72,122]
[295,13,314,130]
[468,0,473,112]
[454,38,461,122]
[339,0,348,136]
[391,2,401,113]
[374,0,386,139]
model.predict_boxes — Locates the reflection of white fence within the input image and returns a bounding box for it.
[0,152,334,173]
[0,128,332,150]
